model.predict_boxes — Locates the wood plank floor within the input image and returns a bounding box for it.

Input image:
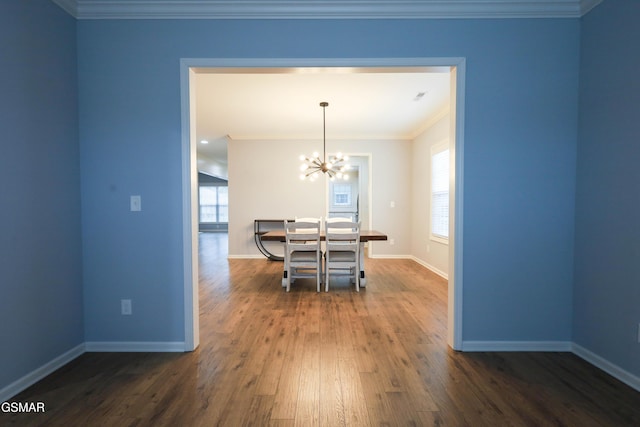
[3,232,640,426]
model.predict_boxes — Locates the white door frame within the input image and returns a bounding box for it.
[180,57,466,351]
[325,154,372,253]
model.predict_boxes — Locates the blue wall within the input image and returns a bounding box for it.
[76,18,579,343]
[0,0,83,388]
[6,0,613,395]
[574,0,640,376]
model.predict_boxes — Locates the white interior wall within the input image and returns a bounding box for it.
[228,138,411,257]
[411,113,451,277]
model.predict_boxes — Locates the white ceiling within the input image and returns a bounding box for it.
[194,67,451,173]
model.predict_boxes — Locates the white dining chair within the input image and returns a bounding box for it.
[325,216,353,223]
[324,220,361,292]
[284,219,322,292]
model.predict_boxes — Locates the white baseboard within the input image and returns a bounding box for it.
[0,343,85,403]
[572,343,640,392]
[368,254,410,259]
[409,256,448,279]
[462,340,573,352]
[0,341,186,401]
[2,340,638,405]
[366,254,448,279]
[462,341,640,393]
[227,254,267,259]
[84,341,185,352]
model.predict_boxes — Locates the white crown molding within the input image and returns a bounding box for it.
[52,0,78,16]
[580,0,604,16]
[51,0,603,20]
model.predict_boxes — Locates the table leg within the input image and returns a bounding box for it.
[282,254,288,288]
[359,242,367,287]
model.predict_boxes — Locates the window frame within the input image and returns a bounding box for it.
[331,183,352,207]
[198,183,228,224]
[430,140,450,244]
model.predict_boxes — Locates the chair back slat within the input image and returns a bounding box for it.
[326,220,360,251]
[324,220,361,292]
[285,220,321,249]
[284,219,322,292]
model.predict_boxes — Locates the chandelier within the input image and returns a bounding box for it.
[299,102,349,181]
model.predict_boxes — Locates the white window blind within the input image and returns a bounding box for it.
[333,183,351,206]
[199,185,228,223]
[431,145,449,241]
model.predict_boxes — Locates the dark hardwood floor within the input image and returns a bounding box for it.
[3,232,640,426]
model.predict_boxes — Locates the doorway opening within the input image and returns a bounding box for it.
[325,154,373,254]
[180,58,466,351]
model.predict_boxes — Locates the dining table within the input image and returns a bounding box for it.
[260,229,387,287]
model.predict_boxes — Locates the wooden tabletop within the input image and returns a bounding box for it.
[260,229,388,242]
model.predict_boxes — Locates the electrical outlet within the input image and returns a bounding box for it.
[389,238,395,245]
[121,299,132,315]
[130,195,141,212]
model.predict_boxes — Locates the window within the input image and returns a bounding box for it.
[199,185,228,223]
[332,184,352,206]
[431,142,449,243]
